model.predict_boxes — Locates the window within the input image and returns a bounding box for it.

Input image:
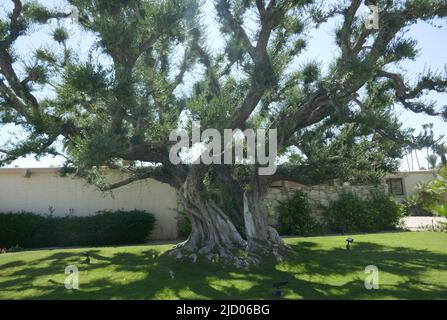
[387,178,404,196]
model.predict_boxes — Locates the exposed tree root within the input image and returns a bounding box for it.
[167,242,261,268]
[166,170,291,268]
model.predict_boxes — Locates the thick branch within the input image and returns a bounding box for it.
[0,50,39,111]
[4,0,24,46]
[378,70,447,116]
[101,166,177,191]
[215,0,256,58]
[274,89,333,149]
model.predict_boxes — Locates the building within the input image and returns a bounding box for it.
[385,170,438,202]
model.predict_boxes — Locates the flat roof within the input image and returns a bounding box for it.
[0,167,61,174]
[387,170,436,175]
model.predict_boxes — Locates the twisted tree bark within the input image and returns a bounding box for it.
[243,176,287,262]
[168,167,249,265]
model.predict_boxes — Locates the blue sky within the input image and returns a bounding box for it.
[1,0,446,170]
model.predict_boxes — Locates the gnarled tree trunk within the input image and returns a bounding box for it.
[168,166,288,265]
[168,167,248,265]
[243,176,288,261]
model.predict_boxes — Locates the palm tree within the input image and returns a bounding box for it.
[427,155,438,169]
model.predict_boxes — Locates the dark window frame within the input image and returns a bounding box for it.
[386,178,405,196]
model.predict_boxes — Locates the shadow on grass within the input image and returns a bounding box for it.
[1,241,447,300]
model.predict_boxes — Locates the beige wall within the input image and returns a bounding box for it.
[0,168,179,240]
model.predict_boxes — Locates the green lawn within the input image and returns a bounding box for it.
[0,231,446,299]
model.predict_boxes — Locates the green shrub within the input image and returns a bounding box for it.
[323,192,374,233]
[0,212,50,248]
[401,195,433,216]
[409,166,447,217]
[277,190,322,236]
[177,212,191,239]
[368,192,404,230]
[323,191,403,233]
[0,210,155,249]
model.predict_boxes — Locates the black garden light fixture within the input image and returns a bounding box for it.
[346,238,354,251]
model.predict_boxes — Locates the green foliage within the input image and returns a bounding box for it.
[52,26,69,43]
[69,133,124,167]
[177,212,192,239]
[401,195,433,216]
[427,154,438,169]
[369,191,405,229]
[323,192,374,233]
[323,192,403,233]
[277,190,322,236]
[420,221,447,233]
[35,48,57,64]
[24,64,48,84]
[0,20,9,41]
[23,1,54,24]
[63,61,110,97]
[0,210,155,248]
[301,62,321,85]
[410,166,447,216]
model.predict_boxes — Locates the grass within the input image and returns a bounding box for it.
[0,231,446,300]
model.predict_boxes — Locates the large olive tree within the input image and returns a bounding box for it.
[1,0,446,265]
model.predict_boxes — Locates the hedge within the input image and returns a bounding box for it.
[322,192,403,233]
[0,210,156,249]
[277,190,323,236]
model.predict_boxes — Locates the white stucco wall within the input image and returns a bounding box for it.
[0,168,179,240]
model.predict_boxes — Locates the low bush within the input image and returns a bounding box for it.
[323,191,403,233]
[407,167,447,217]
[401,196,433,216]
[368,192,404,230]
[177,211,192,239]
[277,190,322,236]
[0,210,156,249]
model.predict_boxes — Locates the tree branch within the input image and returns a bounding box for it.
[4,0,24,46]
[215,0,256,58]
[273,89,334,149]
[101,165,181,191]
[215,0,279,130]
[0,50,39,111]
[378,70,447,116]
